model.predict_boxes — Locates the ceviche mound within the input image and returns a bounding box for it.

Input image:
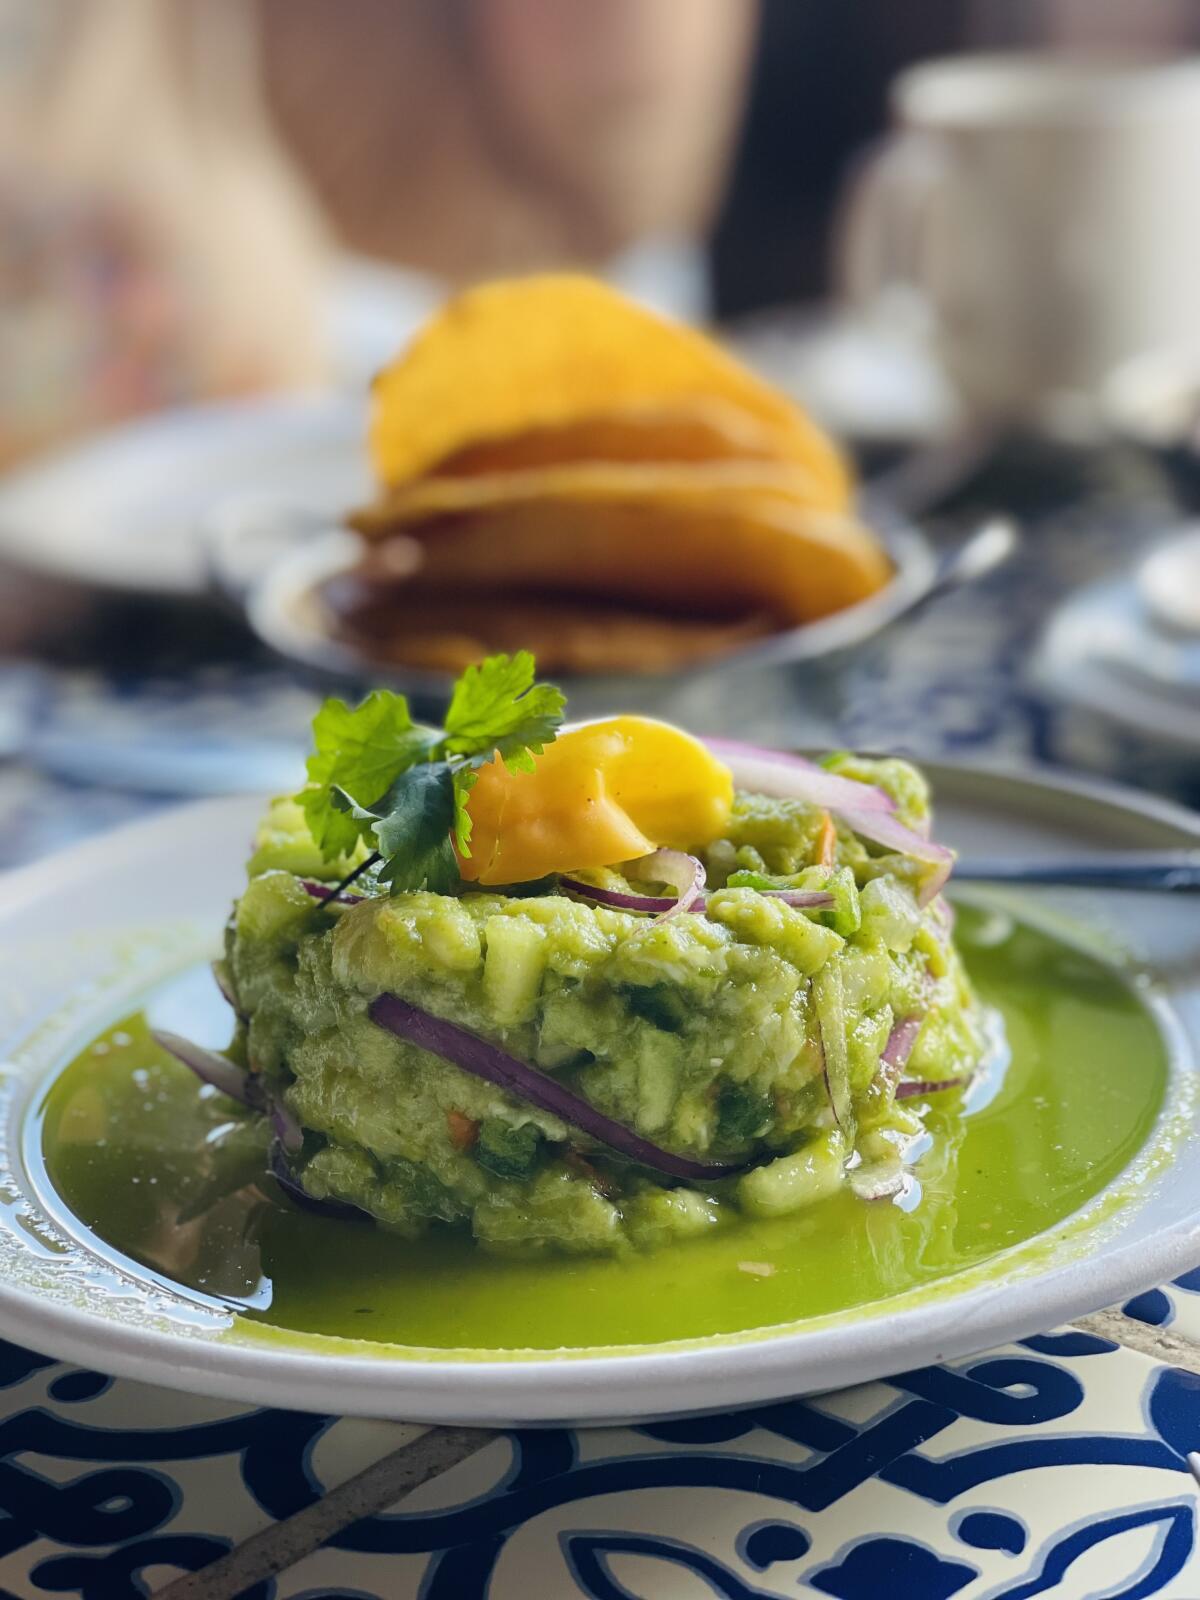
[158,653,991,1258]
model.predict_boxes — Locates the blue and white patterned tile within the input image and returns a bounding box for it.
[267,1336,1200,1600]
[0,1340,418,1600]
[1123,1269,1200,1343]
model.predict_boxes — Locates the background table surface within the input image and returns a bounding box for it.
[0,439,1197,1597]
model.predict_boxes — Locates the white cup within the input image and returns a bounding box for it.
[836,54,1200,429]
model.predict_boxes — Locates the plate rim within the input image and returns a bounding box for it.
[0,761,1197,1424]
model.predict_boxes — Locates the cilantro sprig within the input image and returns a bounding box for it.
[297,652,565,896]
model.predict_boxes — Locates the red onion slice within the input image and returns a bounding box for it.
[816,1015,852,1133]
[882,1014,924,1072]
[560,849,702,919]
[211,961,246,1021]
[368,992,750,1181]
[895,1075,969,1099]
[271,1099,304,1154]
[561,857,834,919]
[152,1029,259,1108]
[705,739,954,904]
[705,739,896,815]
[558,877,680,916]
[301,880,365,906]
[642,849,705,917]
[726,889,835,911]
[838,808,954,906]
[813,1029,838,1132]
[269,1140,365,1220]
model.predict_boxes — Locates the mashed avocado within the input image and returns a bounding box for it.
[222,756,988,1257]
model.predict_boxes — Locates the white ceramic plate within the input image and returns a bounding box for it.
[0,393,370,596]
[0,763,1197,1425]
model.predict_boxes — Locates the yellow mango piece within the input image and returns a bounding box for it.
[459,716,734,886]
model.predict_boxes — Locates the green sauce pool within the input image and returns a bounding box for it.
[33,905,1167,1353]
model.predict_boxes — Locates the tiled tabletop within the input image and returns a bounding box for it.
[0,440,1197,1597]
[2,1303,1200,1599]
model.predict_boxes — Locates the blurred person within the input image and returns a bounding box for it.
[258,0,758,317]
[0,0,759,463]
[0,0,331,465]
[471,0,756,267]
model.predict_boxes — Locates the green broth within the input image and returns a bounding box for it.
[35,905,1167,1352]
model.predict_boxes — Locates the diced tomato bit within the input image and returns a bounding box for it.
[816,811,837,869]
[446,1109,479,1150]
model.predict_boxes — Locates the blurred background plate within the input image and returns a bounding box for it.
[1032,522,1200,792]
[239,514,937,717]
[0,392,370,597]
[217,485,1012,719]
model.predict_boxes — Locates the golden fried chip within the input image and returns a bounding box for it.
[367,497,891,626]
[321,582,774,676]
[368,275,851,508]
[349,460,840,542]
[431,398,782,476]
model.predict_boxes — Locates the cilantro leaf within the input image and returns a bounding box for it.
[297,691,440,858]
[443,651,565,773]
[451,767,478,856]
[333,762,459,893]
[299,654,564,888]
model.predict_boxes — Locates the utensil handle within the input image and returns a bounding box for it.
[860,514,1019,647]
[954,851,1200,890]
[926,517,1018,605]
